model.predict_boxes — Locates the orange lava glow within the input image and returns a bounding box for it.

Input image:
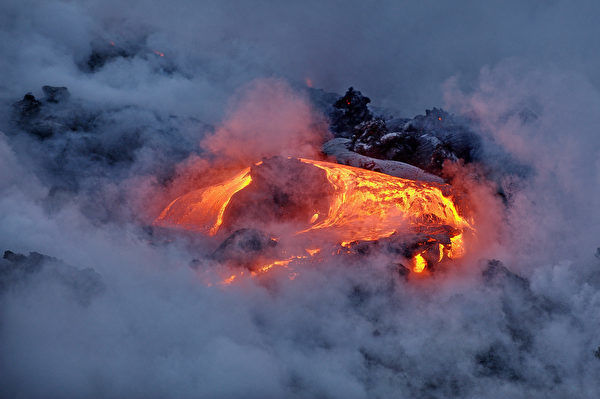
[155,167,252,235]
[154,158,472,281]
[297,159,470,249]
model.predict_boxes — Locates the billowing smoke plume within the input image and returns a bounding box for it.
[1,1,599,399]
[201,78,328,164]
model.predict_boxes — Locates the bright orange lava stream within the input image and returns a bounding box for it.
[297,158,471,259]
[154,158,472,281]
[156,167,252,235]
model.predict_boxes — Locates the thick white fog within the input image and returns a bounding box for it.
[1,1,599,398]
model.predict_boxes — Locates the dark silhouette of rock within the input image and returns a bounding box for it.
[11,89,71,139]
[482,260,567,350]
[42,85,70,103]
[1,250,105,305]
[475,344,522,381]
[212,228,278,267]
[12,93,42,121]
[330,87,373,137]
[83,41,133,72]
[349,108,481,176]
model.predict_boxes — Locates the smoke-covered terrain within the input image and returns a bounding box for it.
[1,1,599,398]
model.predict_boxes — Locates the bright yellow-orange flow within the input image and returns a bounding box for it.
[412,253,427,273]
[155,167,252,235]
[297,159,470,256]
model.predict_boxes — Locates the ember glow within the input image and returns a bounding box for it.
[154,157,472,278]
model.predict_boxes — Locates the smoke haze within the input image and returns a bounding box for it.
[1,1,599,398]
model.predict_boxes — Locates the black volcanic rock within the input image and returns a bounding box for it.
[83,41,134,72]
[212,228,278,267]
[1,250,105,305]
[6,85,195,208]
[475,343,522,381]
[330,87,373,138]
[11,87,80,139]
[42,85,70,103]
[350,108,481,176]
[324,88,481,177]
[79,39,181,77]
[482,259,530,290]
[481,260,567,350]
[12,93,42,120]
[2,250,45,274]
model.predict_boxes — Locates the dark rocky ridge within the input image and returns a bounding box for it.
[1,250,105,306]
[7,83,519,199]
[328,87,482,177]
[7,85,200,209]
[80,38,181,77]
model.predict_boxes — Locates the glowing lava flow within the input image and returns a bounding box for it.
[155,167,252,235]
[154,158,472,279]
[297,158,471,260]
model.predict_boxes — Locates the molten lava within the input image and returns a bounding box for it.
[412,253,427,273]
[297,158,470,257]
[156,167,252,235]
[154,157,472,279]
